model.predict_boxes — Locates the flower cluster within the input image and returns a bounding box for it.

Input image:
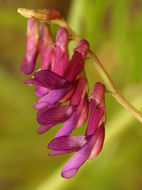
[21,17,106,178]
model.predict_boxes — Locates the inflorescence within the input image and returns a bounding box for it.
[20,9,106,179]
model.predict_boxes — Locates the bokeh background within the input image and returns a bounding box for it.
[1,0,142,189]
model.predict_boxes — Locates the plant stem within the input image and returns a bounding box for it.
[17,8,142,123]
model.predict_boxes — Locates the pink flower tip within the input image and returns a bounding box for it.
[74,39,89,59]
[55,27,68,51]
[90,82,105,104]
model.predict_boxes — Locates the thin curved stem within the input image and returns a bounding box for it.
[17,8,142,124]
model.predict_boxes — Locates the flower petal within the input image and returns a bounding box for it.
[35,86,49,97]
[34,84,73,110]
[48,135,87,152]
[34,69,71,89]
[64,39,89,82]
[64,52,84,82]
[61,137,93,179]
[71,76,87,105]
[76,95,89,128]
[37,105,76,125]
[55,112,78,137]
[89,123,105,159]
[85,99,105,136]
[61,123,103,178]
[25,69,71,89]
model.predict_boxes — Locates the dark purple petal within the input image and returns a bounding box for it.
[71,76,87,105]
[64,40,89,82]
[48,135,87,152]
[85,99,105,136]
[34,84,73,110]
[34,69,71,89]
[37,105,76,125]
[64,52,84,82]
[21,18,39,74]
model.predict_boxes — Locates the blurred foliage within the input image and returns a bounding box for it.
[0,0,142,190]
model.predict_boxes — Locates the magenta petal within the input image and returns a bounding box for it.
[64,51,84,82]
[61,139,92,179]
[64,40,89,82]
[74,39,89,59]
[34,84,73,109]
[37,105,76,125]
[71,77,87,105]
[38,124,55,134]
[48,135,87,152]
[24,78,42,86]
[34,69,71,89]
[85,99,105,136]
[89,123,105,159]
[76,95,89,128]
[35,86,49,97]
[55,112,78,137]
[61,125,103,178]
[21,18,39,74]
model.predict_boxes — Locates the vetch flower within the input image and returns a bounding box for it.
[20,9,107,179]
[21,18,39,74]
[48,82,106,178]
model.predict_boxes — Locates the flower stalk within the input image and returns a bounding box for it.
[17,8,142,124]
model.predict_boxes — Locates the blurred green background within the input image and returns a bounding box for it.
[0,0,142,189]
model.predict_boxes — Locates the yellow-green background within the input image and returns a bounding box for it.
[0,0,142,189]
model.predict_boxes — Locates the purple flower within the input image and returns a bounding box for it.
[21,18,39,74]
[48,82,106,178]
